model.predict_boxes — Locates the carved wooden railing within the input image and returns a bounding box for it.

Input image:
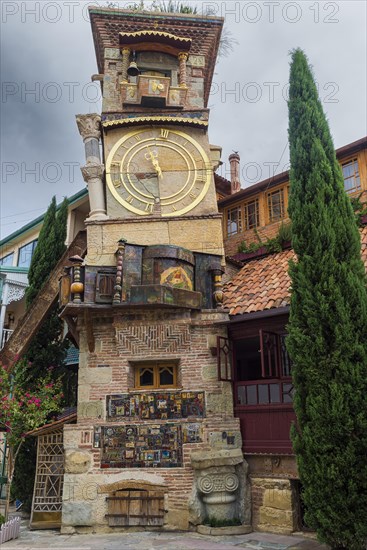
[0,231,87,368]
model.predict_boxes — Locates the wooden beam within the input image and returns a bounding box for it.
[84,309,95,353]
[65,317,79,348]
[0,231,87,367]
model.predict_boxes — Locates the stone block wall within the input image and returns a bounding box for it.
[251,477,299,535]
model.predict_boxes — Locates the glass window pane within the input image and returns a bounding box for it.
[342,159,361,194]
[0,253,14,266]
[258,384,269,404]
[244,199,259,230]
[159,366,174,386]
[246,385,257,405]
[283,383,294,403]
[342,163,353,178]
[270,383,281,403]
[139,368,154,386]
[237,385,246,405]
[227,207,242,236]
[17,240,37,267]
[268,189,284,222]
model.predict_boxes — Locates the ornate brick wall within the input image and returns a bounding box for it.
[62,308,243,533]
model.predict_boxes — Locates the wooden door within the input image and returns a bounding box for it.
[106,488,165,526]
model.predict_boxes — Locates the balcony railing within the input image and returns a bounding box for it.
[234,379,296,454]
[1,329,13,350]
[235,379,294,407]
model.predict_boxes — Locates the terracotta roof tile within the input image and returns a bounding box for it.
[224,226,367,316]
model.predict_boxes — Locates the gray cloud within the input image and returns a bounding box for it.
[1,0,366,238]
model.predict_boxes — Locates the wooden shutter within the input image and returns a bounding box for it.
[260,330,279,378]
[95,271,116,303]
[217,336,233,381]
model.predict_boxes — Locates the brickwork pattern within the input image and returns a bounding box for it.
[224,219,285,258]
[64,309,241,531]
[116,323,191,354]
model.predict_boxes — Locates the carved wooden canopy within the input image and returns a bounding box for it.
[120,30,192,56]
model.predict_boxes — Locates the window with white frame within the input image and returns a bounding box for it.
[227,206,242,236]
[341,158,361,194]
[267,188,285,223]
[244,198,260,230]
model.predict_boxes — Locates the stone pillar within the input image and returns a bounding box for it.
[121,47,130,83]
[178,52,188,88]
[76,114,108,220]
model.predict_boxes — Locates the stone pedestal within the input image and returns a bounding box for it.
[190,449,251,527]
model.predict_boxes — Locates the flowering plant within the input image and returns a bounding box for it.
[0,360,63,519]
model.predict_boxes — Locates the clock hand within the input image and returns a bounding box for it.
[145,147,163,179]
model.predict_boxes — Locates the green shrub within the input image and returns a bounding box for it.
[277,221,292,244]
[204,516,241,527]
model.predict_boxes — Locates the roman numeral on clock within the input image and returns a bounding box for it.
[160,129,170,139]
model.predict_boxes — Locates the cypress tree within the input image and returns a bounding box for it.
[25,196,56,307]
[24,196,69,382]
[12,197,70,511]
[286,49,367,549]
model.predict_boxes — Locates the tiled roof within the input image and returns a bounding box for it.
[224,226,367,316]
[27,409,77,436]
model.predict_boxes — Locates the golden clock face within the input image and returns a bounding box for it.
[105,127,212,217]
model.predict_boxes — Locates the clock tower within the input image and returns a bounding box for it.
[77,7,225,264]
[61,6,250,534]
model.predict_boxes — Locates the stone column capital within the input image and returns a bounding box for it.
[81,162,104,183]
[178,52,189,61]
[76,114,101,141]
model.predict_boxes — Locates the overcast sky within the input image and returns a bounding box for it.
[1,0,366,239]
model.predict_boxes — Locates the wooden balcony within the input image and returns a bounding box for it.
[234,379,296,455]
